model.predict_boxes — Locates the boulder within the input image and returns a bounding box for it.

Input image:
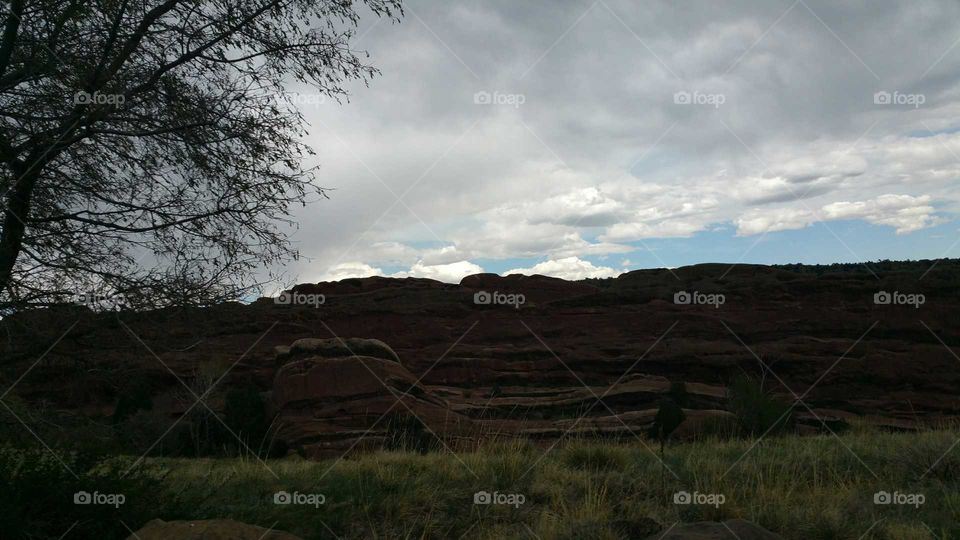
[126,519,302,540]
[648,519,784,539]
[275,337,400,364]
[271,338,471,458]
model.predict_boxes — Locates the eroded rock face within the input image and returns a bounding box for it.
[5,261,960,455]
[127,519,302,540]
[271,337,472,458]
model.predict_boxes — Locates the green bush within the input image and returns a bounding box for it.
[0,446,164,539]
[384,414,439,454]
[727,375,794,436]
[2,395,116,454]
[111,380,154,426]
[223,384,268,445]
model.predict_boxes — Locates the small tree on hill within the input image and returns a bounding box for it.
[649,381,687,500]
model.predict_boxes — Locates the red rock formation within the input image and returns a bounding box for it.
[3,260,959,457]
[271,338,472,457]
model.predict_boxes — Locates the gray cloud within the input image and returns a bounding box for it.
[272,0,960,283]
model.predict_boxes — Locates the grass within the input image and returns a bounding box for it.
[98,427,960,539]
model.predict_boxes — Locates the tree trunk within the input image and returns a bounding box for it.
[0,165,39,295]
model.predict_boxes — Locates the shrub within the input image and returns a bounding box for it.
[727,375,793,436]
[0,446,163,539]
[2,394,116,454]
[223,384,268,447]
[384,414,439,454]
[112,378,154,425]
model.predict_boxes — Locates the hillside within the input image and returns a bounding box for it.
[2,260,959,458]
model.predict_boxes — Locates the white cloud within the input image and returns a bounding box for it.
[310,259,483,284]
[504,256,622,280]
[735,208,817,236]
[822,194,938,234]
[391,260,484,283]
[736,194,939,235]
[316,262,384,281]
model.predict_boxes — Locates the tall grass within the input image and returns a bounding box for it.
[95,427,960,539]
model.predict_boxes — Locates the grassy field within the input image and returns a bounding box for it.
[4,427,960,539]
[90,428,960,538]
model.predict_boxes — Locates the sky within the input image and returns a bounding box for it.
[275,0,960,284]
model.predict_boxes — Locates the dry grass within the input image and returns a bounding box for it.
[136,426,960,539]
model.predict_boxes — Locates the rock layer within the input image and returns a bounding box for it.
[271,338,472,457]
[3,260,959,456]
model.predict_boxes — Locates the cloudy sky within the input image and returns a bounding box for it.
[278,0,960,284]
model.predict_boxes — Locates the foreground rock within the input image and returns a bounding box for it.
[127,519,302,540]
[648,519,784,539]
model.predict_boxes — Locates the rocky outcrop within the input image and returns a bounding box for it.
[4,260,960,455]
[275,337,400,364]
[127,519,302,540]
[291,275,452,297]
[271,337,472,457]
[460,272,599,304]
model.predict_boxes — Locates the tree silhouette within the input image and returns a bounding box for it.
[0,0,403,309]
[649,381,686,500]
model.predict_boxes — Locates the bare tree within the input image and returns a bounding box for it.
[0,0,403,309]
